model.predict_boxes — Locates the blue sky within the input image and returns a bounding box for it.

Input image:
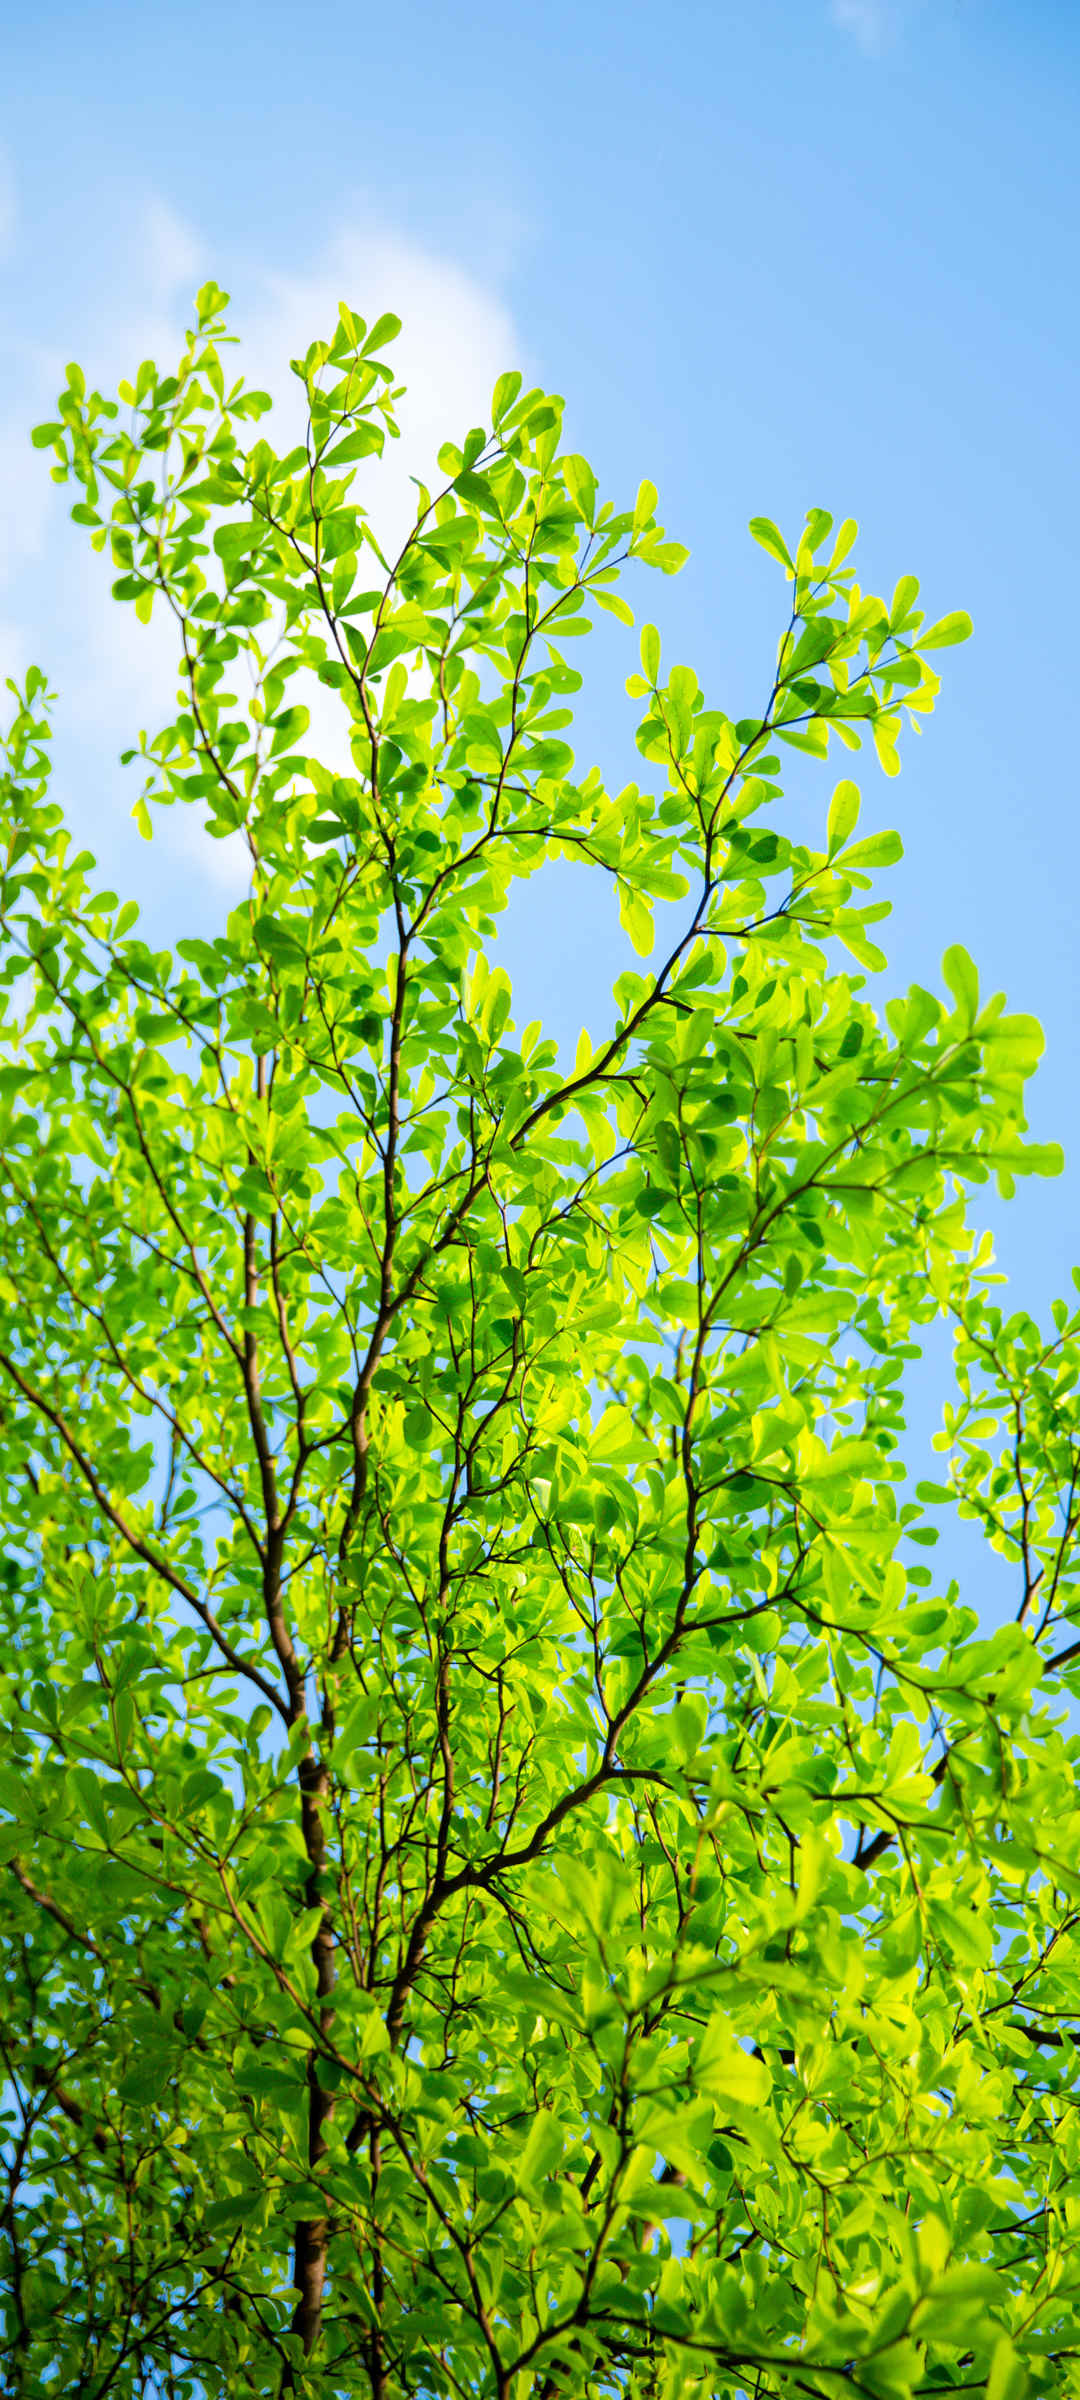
[1,0,1078,1348]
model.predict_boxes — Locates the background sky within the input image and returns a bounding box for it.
[1,0,1078,1592]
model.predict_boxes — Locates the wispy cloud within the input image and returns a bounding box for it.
[828,0,896,54]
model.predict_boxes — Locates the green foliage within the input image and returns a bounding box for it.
[0,286,1077,2399]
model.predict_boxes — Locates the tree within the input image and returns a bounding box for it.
[0,283,1077,2400]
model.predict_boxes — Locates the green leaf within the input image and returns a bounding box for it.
[618,882,654,957]
[748,516,794,569]
[321,425,383,468]
[890,574,920,628]
[919,609,973,650]
[593,587,634,626]
[517,2109,563,2193]
[563,454,597,526]
[697,2020,770,2108]
[987,2338,1028,2400]
[491,370,522,425]
[253,913,306,965]
[872,719,901,777]
[827,778,861,855]
[362,311,402,354]
[672,1694,707,1760]
[943,942,979,1026]
[118,2056,173,2107]
[841,828,903,871]
[652,540,689,575]
[928,1901,993,1970]
[203,2187,263,2230]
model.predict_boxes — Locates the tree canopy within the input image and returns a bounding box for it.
[0,286,1078,2400]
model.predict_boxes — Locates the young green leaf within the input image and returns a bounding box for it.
[749,515,794,569]
[827,778,861,854]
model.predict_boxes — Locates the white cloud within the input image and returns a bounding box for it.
[216,223,524,802]
[4,205,524,920]
[238,223,521,553]
[828,0,895,52]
